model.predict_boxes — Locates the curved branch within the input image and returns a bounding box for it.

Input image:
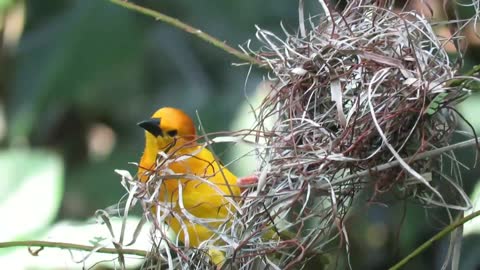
[0,240,148,257]
[108,0,265,68]
[388,209,480,270]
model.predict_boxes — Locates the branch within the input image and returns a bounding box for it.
[321,137,480,189]
[0,240,148,257]
[108,0,265,69]
[448,64,480,87]
[388,209,480,270]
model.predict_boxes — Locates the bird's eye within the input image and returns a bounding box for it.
[167,130,178,137]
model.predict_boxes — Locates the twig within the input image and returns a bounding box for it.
[448,64,480,87]
[322,137,480,188]
[0,240,148,257]
[108,0,266,69]
[388,209,480,270]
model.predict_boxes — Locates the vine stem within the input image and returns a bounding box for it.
[108,0,265,69]
[388,209,480,270]
[448,64,480,87]
[0,240,148,257]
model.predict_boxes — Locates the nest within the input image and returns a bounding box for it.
[112,1,480,269]
[234,1,475,268]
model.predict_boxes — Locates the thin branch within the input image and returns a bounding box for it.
[320,137,480,188]
[449,64,480,87]
[108,0,266,69]
[388,209,480,270]
[0,240,148,257]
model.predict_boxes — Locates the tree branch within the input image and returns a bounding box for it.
[108,0,265,69]
[388,209,480,270]
[0,240,148,257]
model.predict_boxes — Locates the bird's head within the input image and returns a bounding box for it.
[138,107,196,152]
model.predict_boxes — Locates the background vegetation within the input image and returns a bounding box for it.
[1,0,480,269]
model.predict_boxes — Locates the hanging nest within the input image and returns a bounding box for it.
[111,1,480,269]
[233,0,476,269]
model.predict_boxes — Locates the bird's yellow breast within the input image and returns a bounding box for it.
[137,107,239,260]
[156,145,240,246]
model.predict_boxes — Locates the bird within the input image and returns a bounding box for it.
[137,107,240,265]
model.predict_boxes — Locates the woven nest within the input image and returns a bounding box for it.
[114,1,479,269]
[234,1,474,269]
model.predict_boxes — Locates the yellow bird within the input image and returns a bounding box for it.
[137,107,240,263]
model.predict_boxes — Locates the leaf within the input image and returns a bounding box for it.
[0,0,15,10]
[0,149,64,243]
[426,92,448,115]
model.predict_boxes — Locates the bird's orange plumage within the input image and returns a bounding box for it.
[137,107,240,248]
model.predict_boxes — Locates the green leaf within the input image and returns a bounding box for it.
[0,149,64,243]
[0,0,15,10]
[426,92,448,115]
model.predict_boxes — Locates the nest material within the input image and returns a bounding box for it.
[115,1,478,269]
[234,1,473,269]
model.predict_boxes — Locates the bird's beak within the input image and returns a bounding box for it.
[137,118,163,137]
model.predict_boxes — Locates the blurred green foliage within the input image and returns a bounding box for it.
[3,0,294,218]
[0,149,63,241]
[0,0,480,269]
